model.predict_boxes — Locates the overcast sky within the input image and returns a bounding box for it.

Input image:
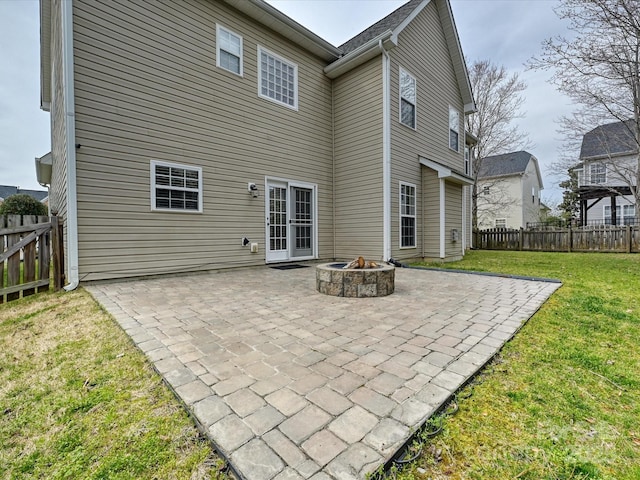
[0,0,571,202]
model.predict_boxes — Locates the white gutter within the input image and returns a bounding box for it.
[380,40,391,262]
[325,31,395,79]
[62,0,79,291]
[439,178,446,259]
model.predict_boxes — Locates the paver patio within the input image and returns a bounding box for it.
[86,265,560,479]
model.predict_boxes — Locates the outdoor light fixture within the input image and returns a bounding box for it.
[248,182,258,198]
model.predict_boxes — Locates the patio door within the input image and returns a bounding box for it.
[266,179,316,263]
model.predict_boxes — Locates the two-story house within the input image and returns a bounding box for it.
[38,0,475,286]
[476,151,544,229]
[574,119,638,226]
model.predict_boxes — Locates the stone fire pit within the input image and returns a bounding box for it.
[316,261,395,298]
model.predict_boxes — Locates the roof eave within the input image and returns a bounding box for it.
[420,157,474,185]
[324,31,396,79]
[435,0,475,113]
[40,0,51,112]
[221,0,341,61]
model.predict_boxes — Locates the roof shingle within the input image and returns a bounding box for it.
[477,151,534,179]
[579,119,638,159]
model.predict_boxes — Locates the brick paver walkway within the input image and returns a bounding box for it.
[87,266,560,479]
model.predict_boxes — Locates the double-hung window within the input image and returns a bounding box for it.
[151,161,202,213]
[589,163,606,184]
[464,146,470,175]
[216,25,242,76]
[399,68,416,129]
[258,46,298,109]
[495,218,506,228]
[400,182,416,248]
[449,107,460,151]
[624,205,636,224]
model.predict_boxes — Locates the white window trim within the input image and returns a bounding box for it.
[216,24,243,77]
[589,163,606,184]
[257,46,298,110]
[399,181,417,249]
[449,106,460,152]
[399,67,417,130]
[495,218,507,228]
[150,160,203,213]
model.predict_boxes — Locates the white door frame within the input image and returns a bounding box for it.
[265,176,318,263]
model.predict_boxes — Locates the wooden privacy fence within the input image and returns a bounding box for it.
[0,215,64,303]
[475,226,640,253]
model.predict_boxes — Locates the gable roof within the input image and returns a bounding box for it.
[340,0,423,54]
[0,185,49,202]
[579,119,638,160]
[478,151,543,188]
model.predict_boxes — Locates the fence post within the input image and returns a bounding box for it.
[51,216,64,291]
[627,225,632,253]
[6,215,21,302]
[519,228,523,251]
[568,226,573,253]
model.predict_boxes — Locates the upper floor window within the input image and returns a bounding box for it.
[464,146,470,175]
[216,25,242,76]
[449,107,460,151]
[399,68,416,129]
[532,186,536,203]
[495,218,506,228]
[151,161,202,213]
[258,46,298,109]
[400,182,416,248]
[589,163,606,184]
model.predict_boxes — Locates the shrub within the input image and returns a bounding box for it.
[0,194,48,216]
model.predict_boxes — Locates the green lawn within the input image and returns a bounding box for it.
[0,289,227,479]
[396,251,640,480]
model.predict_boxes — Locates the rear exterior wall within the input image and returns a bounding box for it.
[72,0,334,280]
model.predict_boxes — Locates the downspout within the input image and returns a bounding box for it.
[379,39,391,261]
[439,178,445,258]
[331,80,336,259]
[62,0,79,291]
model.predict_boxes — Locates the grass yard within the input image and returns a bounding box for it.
[396,251,640,480]
[0,289,227,479]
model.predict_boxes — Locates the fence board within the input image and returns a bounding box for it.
[6,215,21,302]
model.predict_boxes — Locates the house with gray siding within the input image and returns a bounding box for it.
[39,0,475,285]
[574,120,638,226]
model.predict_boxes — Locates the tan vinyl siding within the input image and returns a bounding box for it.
[333,58,384,260]
[72,0,333,280]
[445,182,463,258]
[389,2,466,260]
[49,0,69,277]
[421,168,439,258]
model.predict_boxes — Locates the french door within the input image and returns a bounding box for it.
[265,179,316,262]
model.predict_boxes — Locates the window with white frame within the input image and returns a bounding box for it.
[606,204,638,225]
[400,182,416,248]
[449,107,460,151]
[258,46,297,109]
[495,218,506,228]
[464,146,470,175]
[589,163,606,184]
[216,25,242,76]
[151,161,202,212]
[532,186,536,204]
[624,204,636,224]
[399,68,416,129]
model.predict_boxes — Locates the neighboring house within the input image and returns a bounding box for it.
[0,185,48,205]
[573,120,638,226]
[39,0,476,284]
[476,151,544,229]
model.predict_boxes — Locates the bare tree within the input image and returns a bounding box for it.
[529,0,640,207]
[466,60,533,228]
